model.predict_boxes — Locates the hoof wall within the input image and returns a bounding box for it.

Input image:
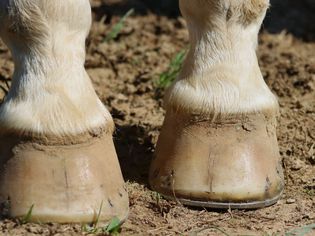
[149,111,284,209]
[0,131,129,223]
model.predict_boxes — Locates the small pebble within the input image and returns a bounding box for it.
[286,198,296,204]
[290,159,304,171]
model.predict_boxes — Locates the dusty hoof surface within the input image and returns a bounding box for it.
[150,111,284,209]
[0,131,129,224]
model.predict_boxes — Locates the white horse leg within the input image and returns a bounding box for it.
[0,0,128,223]
[150,0,284,208]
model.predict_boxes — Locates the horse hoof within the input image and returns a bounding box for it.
[149,110,284,209]
[0,130,129,223]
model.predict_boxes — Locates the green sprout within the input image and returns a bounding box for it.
[156,49,186,88]
[81,201,121,235]
[20,204,34,224]
[105,9,134,42]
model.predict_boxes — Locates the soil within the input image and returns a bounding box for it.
[0,0,314,235]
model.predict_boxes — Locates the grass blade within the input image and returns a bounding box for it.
[105,217,121,234]
[20,204,34,224]
[156,49,186,88]
[105,9,134,42]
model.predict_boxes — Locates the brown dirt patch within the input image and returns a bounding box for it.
[0,0,314,235]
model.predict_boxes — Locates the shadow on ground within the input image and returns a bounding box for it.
[113,124,155,185]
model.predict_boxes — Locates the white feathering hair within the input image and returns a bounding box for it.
[0,0,113,136]
[165,0,278,117]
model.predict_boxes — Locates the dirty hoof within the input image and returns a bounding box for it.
[149,110,284,209]
[0,129,129,223]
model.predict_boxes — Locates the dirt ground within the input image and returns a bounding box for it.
[0,0,314,235]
